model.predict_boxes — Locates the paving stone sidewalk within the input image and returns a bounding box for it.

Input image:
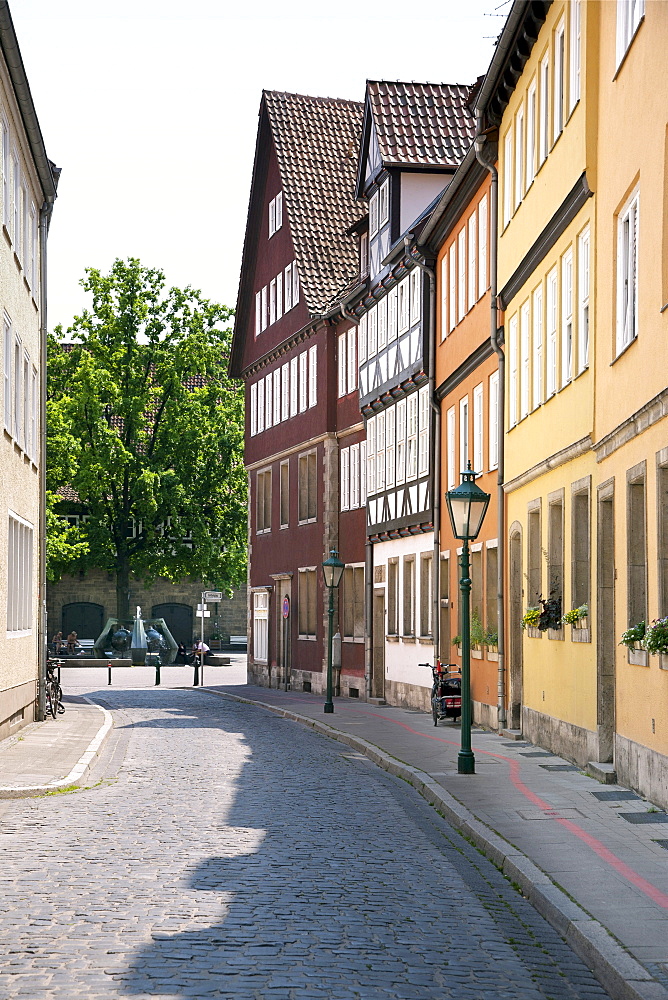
[207,684,668,1000]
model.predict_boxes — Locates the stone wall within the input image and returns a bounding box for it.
[47,568,247,646]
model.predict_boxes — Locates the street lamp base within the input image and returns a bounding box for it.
[324,702,334,714]
[457,750,475,774]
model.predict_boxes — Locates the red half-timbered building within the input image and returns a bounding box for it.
[230,91,367,696]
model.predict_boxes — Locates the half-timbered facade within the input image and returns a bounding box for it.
[231,91,366,695]
[348,82,475,708]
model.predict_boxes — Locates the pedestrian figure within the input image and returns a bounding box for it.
[66,631,78,654]
[176,642,187,664]
[52,631,63,653]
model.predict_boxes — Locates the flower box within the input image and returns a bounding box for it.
[628,642,648,666]
[526,627,542,639]
[572,617,590,643]
[548,627,564,641]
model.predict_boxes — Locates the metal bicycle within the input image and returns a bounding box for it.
[45,659,65,720]
[421,662,462,726]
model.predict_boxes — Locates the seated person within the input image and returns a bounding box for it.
[66,630,79,654]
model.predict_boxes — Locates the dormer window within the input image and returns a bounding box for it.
[379,179,389,228]
[268,191,283,238]
[369,191,379,237]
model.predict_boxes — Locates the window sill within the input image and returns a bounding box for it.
[402,635,416,643]
[611,335,637,366]
[418,635,433,644]
[256,528,271,536]
[298,518,317,526]
[386,634,400,643]
[7,629,32,638]
[342,637,364,644]
[298,634,316,642]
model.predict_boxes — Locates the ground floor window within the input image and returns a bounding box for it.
[253,591,268,662]
[298,568,317,638]
[7,512,33,633]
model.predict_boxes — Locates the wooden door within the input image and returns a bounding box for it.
[373,590,385,700]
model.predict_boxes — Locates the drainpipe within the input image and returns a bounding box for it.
[341,302,374,700]
[37,197,54,722]
[406,238,440,667]
[474,116,506,731]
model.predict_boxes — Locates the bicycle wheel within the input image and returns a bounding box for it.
[431,696,439,727]
[55,683,65,714]
[47,681,57,719]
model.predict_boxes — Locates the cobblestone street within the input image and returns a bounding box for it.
[0,689,613,999]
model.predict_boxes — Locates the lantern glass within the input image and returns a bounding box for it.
[322,549,345,589]
[445,471,491,541]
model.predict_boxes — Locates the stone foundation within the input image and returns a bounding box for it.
[247,662,364,699]
[384,679,431,712]
[522,705,600,767]
[615,734,668,812]
[0,679,37,742]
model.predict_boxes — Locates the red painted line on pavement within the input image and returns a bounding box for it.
[362,711,668,910]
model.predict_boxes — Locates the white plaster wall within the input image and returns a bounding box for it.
[0,51,46,714]
[400,173,448,235]
[374,533,434,692]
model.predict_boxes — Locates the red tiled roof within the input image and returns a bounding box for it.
[367,81,476,170]
[263,91,365,315]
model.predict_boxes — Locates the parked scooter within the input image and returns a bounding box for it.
[422,662,462,726]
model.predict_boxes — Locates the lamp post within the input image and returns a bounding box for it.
[445,463,491,774]
[322,549,345,714]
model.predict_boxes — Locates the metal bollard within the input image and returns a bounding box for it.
[193,659,199,686]
[107,662,112,686]
[155,662,161,686]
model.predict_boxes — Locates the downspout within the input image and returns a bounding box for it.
[341,301,373,700]
[406,238,439,666]
[38,197,54,722]
[474,116,506,731]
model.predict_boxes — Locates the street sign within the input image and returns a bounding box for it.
[195,610,211,618]
[282,596,290,619]
[204,591,223,601]
[197,603,207,611]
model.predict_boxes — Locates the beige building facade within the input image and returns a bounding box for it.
[0,6,59,739]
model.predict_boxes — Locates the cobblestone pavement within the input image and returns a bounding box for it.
[0,689,614,1000]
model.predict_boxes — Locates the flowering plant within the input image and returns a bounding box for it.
[619,621,646,649]
[521,607,541,630]
[561,604,588,626]
[644,617,668,655]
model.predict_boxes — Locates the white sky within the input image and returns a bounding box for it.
[12,0,506,333]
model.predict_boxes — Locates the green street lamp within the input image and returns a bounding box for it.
[445,463,491,775]
[322,549,345,714]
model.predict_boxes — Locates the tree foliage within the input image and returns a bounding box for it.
[47,258,247,619]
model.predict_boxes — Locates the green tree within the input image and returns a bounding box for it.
[48,258,247,620]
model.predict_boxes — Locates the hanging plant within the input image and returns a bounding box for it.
[537,594,562,631]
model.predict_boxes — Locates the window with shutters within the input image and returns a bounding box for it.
[532,285,543,409]
[379,179,389,228]
[488,373,499,471]
[520,302,530,419]
[347,327,357,393]
[447,406,456,490]
[508,313,518,427]
[265,372,273,430]
[561,249,573,386]
[403,555,415,637]
[340,446,350,511]
[387,287,398,342]
[280,460,289,527]
[468,212,477,310]
[7,512,33,634]
[12,153,20,257]
[13,337,20,450]
[420,553,433,637]
[298,568,317,638]
[338,332,347,398]
[457,229,466,322]
[473,383,483,473]
[395,400,406,485]
[369,190,379,237]
[385,405,396,488]
[578,226,590,372]
[410,269,421,325]
[376,411,385,491]
[299,352,307,411]
[257,376,265,434]
[350,443,360,509]
[342,565,365,640]
[308,345,317,407]
[253,592,268,662]
[377,297,387,350]
[478,196,488,298]
[290,357,298,417]
[418,386,429,477]
[256,469,272,534]
[30,366,37,462]
[250,381,257,437]
[388,558,399,635]
[298,450,317,523]
[366,415,376,495]
[546,267,558,396]
[616,190,639,356]
[398,277,409,333]
[281,363,289,421]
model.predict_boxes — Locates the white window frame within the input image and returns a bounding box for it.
[281,363,290,421]
[554,19,565,142]
[347,326,357,393]
[440,255,448,341]
[284,264,293,312]
[340,446,350,511]
[265,372,273,430]
[473,383,483,473]
[377,296,388,350]
[358,314,367,365]
[369,191,379,237]
[616,0,645,69]
[398,277,410,334]
[570,0,581,113]
[379,179,389,227]
[367,304,378,357]
[503,128,513,227]
[468,212,477,311]
[275,191,283,231]
[268,198,276,239]
[546,267,558,396]
[308,345,317,407]
[350,443,360,509]
[367,415,376,495]
[406,394,417,481]
[292,261,299,306]
[488,372,499,471]
[616,189,639,355]
[255,291,261,337]
[250,381,257,437]
[396,399,406,485]
[447,406,456,491]
[276,271,283,322]
[478,196,488,299]
[257,375,265,434]
[338,332,347,398]
[299,352,308,412]
[387,288,398,342]
[269,279,276,327]
[410,268,421,326]
[520,301,530,419]
[290,357,298,417]
[508,314,518,427]
[449,244,457,332]
[459,396,469,474]
[418,385,429,477]
[385,404,396,489]
[540,53,550,165]
[561,248,573,386]
[457,229,466,322]
[526,80,536,188]
[7,511,34,635]
[273,369,281,424]
[532,284,543,409]
[376,411,386,491]
[578,225,590,372]
[261,286,268,332]
[3,315,12,434]
[253,592,269,662]
[515,105,524,207]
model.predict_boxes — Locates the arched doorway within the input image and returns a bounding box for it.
[62,602,104,640]
[508,524,523,730]
[152,603,193,647]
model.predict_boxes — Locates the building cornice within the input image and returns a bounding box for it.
[245,431,336,473]
[503,435,592,494]
[593,386,668,462]
[435,340,495,402]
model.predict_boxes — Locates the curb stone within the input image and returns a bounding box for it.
[203,687,668,1000]
[0,698,113,798]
